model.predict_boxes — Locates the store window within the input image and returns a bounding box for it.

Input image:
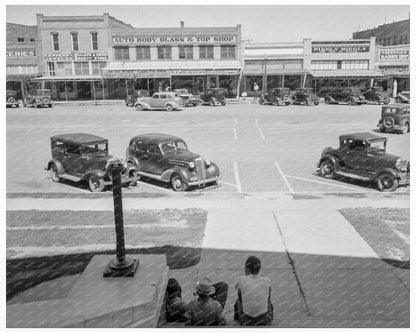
[136,46,150,60]
[56,62,73,76]
[220,45,236,59]
[92,62,106,75]
[245,76,263,95]
[267,75,283,89]
[91,32,99,51]
[114,46,130,60]
[179,45,193,60]
[283,75,301,90]
[157,46,172,60]
[341,60,368,70]
[48,62,56,76]
[283,60,303,69]
[18,38,24,42]
[171,76,193,91]
[71,33,79,51]
[219,75,237,98]
[74,62,89,75]
[51,33,59,51]
[245,60,265,71]
[311,61,337,70]
[199,45,214,59]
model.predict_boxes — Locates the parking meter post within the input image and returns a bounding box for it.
[103,160,139,277]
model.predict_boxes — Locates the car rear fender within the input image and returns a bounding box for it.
[125,152,141,171]
[160,167,191,183]
[318,155,340,170]
[82,169,107,181]
[134,101,151,109]
[325,95,336,102]
[45,159,65,175]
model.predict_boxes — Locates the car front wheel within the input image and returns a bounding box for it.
[171,173,188,192]
[165,104,174,111]
[50,164,61,182]
[383,98,390,105]
[401,122,409,134]
[320,159,335,179]
[88,176,105,192]
[377,173,398,192]
[135,104,143,111]
[324,97,331,104]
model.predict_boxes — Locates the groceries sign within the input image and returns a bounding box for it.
[112,35,237,45]
[379,49,409,60]
[7,49,36,57]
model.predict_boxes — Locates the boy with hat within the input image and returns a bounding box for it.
[164,277,187,322]
[184,277,227,326]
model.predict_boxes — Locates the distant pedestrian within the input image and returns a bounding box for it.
[234,256,274,326]
[184,277,228,326]
[254,82,259,99]
[392,79,398,98]
[164,277,187,322]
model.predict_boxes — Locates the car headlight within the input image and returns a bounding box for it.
[395,157,408,171]
[188,161,195,169]
[205,159,211,167]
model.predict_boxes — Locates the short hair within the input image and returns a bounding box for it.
[245,256,261,274]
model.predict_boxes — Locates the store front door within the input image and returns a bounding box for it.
[207,76,218,89]
[196,77,205,94]
[78,82,92,100]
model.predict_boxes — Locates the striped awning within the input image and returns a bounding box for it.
[32,75,103,81]
[310,70,386,79]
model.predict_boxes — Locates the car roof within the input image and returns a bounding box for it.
[382,104,410,110]
[130,133,183,144]
[339,132,387,142]
[51,133,107,145]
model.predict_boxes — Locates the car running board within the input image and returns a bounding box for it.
[60,173,82,182]
[138,171,163,181]
[336,170,372,181]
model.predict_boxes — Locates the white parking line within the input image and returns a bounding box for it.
[255,118,266,140]
[234,161,243,193]
[284,174,370,193]
[218,180,238,188]
[234,128,238,140]
[274,162,295,193]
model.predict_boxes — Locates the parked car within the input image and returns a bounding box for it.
[259,88,291,106]
[291,88,320,106]
[24,89,53,108]
[133,92,184,111]
[395,91,410,104]
[174,88,200,107]
[361,86,390,104]
[125,133,221,191]
[317,132,410,192]
[45,133,138,192]
[377,104,410,134]
[324,88,367,105]
[199,88,227,106]
[6,90,20,108]
[125,89,150,106]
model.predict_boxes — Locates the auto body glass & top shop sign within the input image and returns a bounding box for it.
[312,45,370,53]
[44,52,108,61]
[112,35,237,45]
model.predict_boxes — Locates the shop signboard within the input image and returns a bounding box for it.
[112,34,237,45]
[44,52,108,61]
[103,69,171,79]
[170,69,207,76]
[6,49,36,57]
[379,49,409,60]
[312,45,370,53]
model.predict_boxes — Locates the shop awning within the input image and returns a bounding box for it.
[102,61,242,78]
[309,70,386,79]
[32,75,103,81]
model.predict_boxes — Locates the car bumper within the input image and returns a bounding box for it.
[187,175,221,186]
[398,172,410,185]
[103,175,138,186]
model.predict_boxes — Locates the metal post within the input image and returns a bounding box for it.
[103,159,139,277]
[65,82,68,102]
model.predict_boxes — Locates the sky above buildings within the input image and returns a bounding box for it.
[5,4,410,43]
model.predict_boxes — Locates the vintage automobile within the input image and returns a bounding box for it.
[133,92,184,111]
[259,88,291,106]
[324,88,367,105]
[174,88,200,107]
[6,90,20,108]
[395,91,410,104]
[45,133,138,192]
[24,89,53,108]
[377,104,410,134]
[125,133,221,191]
[361,86,390,104]
[317,132,410,192]
[125,89,150,106]
[199,88,227,106]
[291,88,320,106]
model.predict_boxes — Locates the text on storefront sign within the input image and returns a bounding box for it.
[379,49,409,60]
[112,35,237,45]
[7,49,36,57]
[44,52,108,61]
[312,45,370,53]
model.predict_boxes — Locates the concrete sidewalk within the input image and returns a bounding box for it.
[6,194,410,328]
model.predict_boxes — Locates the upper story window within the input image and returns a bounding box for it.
[51,33,60,51]
[91,62,106,75]
[114,46,130,60]
[56,62,73,76]
[18,38,24,42]
[30,38,35,42]
[47,62,56,76]
[71,33,79,51]
[199,45,213,59]
[136,46,150,60]
[91,32,99,51]
[74,62,90,75]
[179,45,193,59]
[157,46,172,60]
[220,45,236,59]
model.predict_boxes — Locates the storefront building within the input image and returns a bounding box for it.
[102,22,242,98]
[6,23,39,99]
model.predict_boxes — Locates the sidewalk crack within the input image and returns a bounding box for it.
[273,213,312,316]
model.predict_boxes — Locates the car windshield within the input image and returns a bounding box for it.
[368,140,386,152]
[82,143,108,155]
[160,141,188,154]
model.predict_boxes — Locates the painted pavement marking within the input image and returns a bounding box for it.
[233,161,243,193]
[274,162,295,194]
[255,118,266,140]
